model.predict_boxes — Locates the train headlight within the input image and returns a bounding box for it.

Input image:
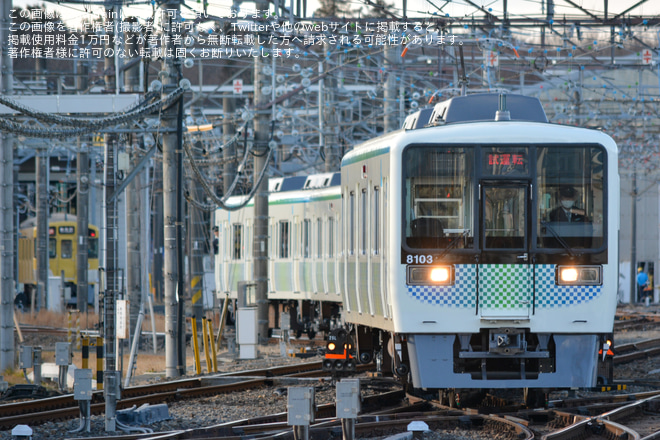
[407,265,454,285]
[327,342,336,351]
[559,268,578,282]
[556,265,602,285]
[430,267,450,282]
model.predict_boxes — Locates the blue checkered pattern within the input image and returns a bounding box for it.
[535,264,602,307]
[408,265,477,306]
[407,264,602,308]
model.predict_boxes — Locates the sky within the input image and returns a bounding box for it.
[11,0,660,29]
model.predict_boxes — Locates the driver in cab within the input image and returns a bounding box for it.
[548,186,586,223]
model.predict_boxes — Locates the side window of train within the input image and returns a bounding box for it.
[317,218,323,259]
[328,217,334,258]
[61,240,73,259]
[49,238,56,258]
[349,191,355,256]
[360,188,367,255]
[279,220,290,258]
[302,219,311,259]
[373,186,380,255]
[246,225,252,258]
[232,224,242,260]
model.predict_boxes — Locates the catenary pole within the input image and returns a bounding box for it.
[102,2,121,431]
[0,0,15,371]
[160,0,184,377]
[76,142,89,313]
[253,0,271,344]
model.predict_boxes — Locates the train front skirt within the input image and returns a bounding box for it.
[407,333,599,388]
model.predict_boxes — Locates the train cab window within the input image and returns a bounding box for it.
[88,232,99,259]
[232,224,242,260]
[483,186,527,249]
[279,221,290,258]
[61,240,73,259]
[404,146,475,250]
[536,146,605,250]
[49,238,56,258]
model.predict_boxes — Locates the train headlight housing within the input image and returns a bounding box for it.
[407,265,454,286]
[556,265,602,285]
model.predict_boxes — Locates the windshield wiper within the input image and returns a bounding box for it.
[437,230,470,260]
[540,221,581,258]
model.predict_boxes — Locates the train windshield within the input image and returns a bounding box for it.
[403,144,605,255]
[88,237,99,259]
[536,146,604,250]
[404,146,475,249]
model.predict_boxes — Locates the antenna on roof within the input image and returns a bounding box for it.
[495,94,511,121]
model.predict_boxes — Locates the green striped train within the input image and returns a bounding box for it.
[215,94,619,404]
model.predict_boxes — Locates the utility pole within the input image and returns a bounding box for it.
[160,0,185,377]
[188,166,205,368]
[125,23,142,340]
[126,142,142,343]
[383,45,398,133]
[322,42,340,172]
[253,0,271,344]
[630,167,638,302]
[0,0,15,371]
[222,96,237,194]
[151,163,164,303]
[75,59,90,316]
[36,150,48,311]
[76,142,89,313]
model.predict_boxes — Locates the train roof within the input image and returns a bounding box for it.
[269,172,340,193]
[403,93,548,129]
[19,212,81,229]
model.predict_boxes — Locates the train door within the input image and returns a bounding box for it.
[478,182,532,319]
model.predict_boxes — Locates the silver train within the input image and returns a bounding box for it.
[215,94,619,398]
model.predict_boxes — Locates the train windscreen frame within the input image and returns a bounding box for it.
[402,144,607,261]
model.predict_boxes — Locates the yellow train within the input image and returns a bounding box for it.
[18,213,99,308]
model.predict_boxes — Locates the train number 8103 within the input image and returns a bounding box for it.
[406,254,434,264]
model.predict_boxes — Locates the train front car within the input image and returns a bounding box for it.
[342,94,619,395]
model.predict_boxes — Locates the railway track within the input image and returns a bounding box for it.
[140,392,660,440]
[0,361,372,430]
[614,338,660,365]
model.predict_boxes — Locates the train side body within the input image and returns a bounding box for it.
[215,174,342,305]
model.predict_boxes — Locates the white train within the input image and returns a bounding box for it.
[215,93,619,398]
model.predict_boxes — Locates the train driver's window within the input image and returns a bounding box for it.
[61,240,73,259]
[88,236,99,259]
[404,146,474,250]
[536,146,604,250]
[49,238,56,258]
